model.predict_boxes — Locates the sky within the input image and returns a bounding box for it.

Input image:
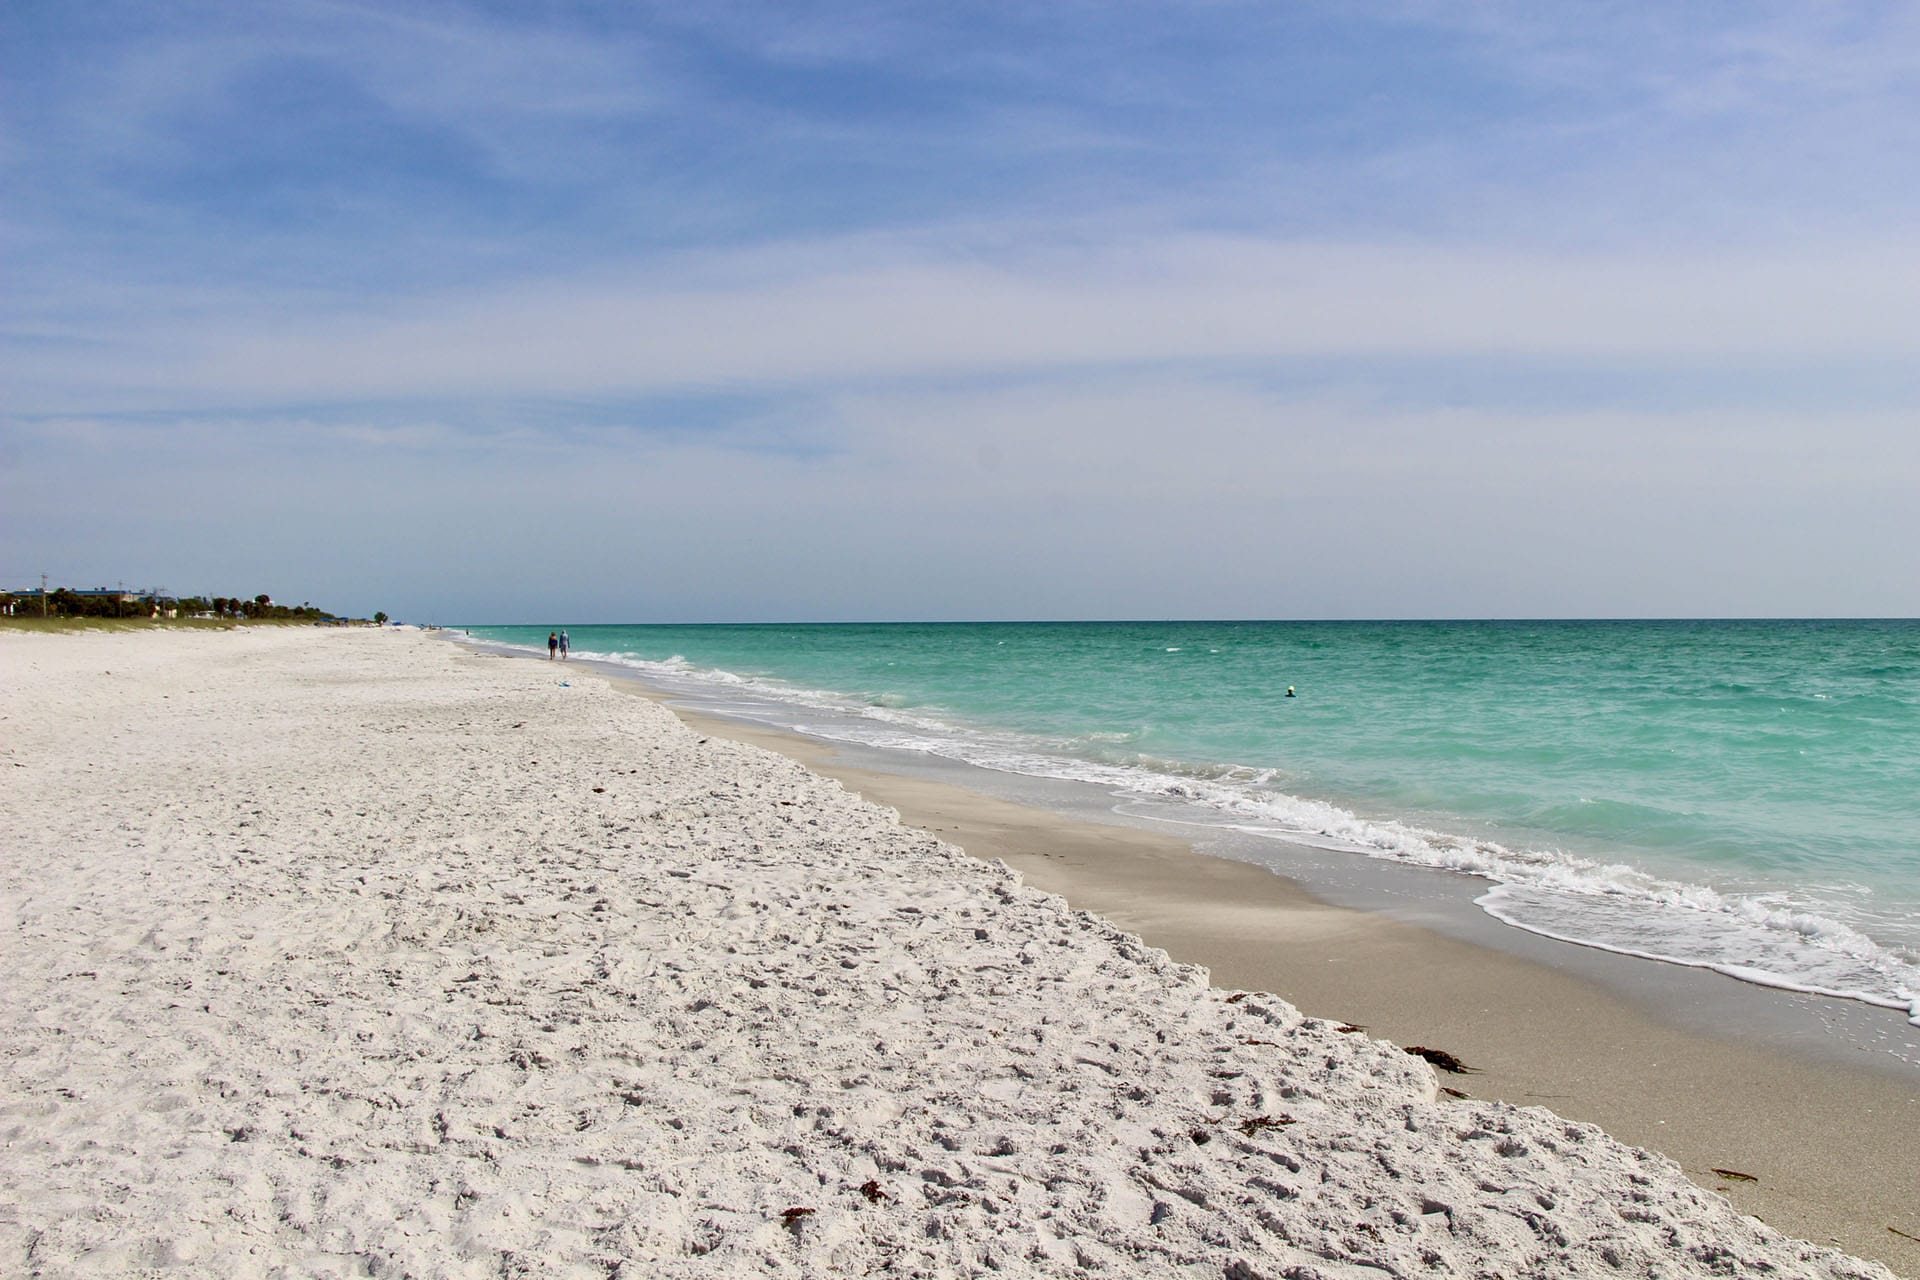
[4,0,1919,622]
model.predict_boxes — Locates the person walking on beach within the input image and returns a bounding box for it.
[559,630,570,660]
[548,631,558,659]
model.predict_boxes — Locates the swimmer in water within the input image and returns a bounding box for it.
[1286,686,1296,697]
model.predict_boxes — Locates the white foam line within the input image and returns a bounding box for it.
[522,639,1920,1022]
[1477,895,1920,1025]
[11,625,1897,1276]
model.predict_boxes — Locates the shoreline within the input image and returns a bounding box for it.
[5,627,1911,1277]
[454,621,1920,1038]
[581,663,1920,1273]
[503,642,1918,1070]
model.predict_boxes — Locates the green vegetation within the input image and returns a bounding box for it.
[1,587,357,630]
[0,615,291,634]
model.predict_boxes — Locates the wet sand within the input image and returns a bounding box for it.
[654,697,1920,1276]
[4,626,1907,1278]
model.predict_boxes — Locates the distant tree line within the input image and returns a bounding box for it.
[183,594,334,621]
[0,589,336,621]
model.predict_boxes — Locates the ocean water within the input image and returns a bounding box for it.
[470,620,1920,1024]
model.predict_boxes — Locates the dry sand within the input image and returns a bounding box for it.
[0,627,1906,1278]
[659,709,1920,1274]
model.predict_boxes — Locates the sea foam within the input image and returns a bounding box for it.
[514,636,1920,1027]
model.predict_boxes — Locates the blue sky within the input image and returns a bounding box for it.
[4,1,1919,621]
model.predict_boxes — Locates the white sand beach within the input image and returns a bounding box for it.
[666,702,1920,1274]
[0,627,1903,1278]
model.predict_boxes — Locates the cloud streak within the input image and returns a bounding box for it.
[9,231,1913,416]
[15,382,1917,620]
[6,2,1920,617]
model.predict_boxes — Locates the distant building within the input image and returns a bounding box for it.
[8,587,141,602]
[5,586,178,615]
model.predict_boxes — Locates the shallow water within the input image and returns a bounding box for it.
[471,619,1920,1023]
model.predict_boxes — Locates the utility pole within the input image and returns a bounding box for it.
[41,573,48,617]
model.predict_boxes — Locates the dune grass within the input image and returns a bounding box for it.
[0,615,339,634]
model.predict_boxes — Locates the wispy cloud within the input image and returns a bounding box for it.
[16,381,1916,619]
[6,1,1920,616]
[11,230,1916,417]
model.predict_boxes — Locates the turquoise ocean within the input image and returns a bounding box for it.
[467,620,1920,1025]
